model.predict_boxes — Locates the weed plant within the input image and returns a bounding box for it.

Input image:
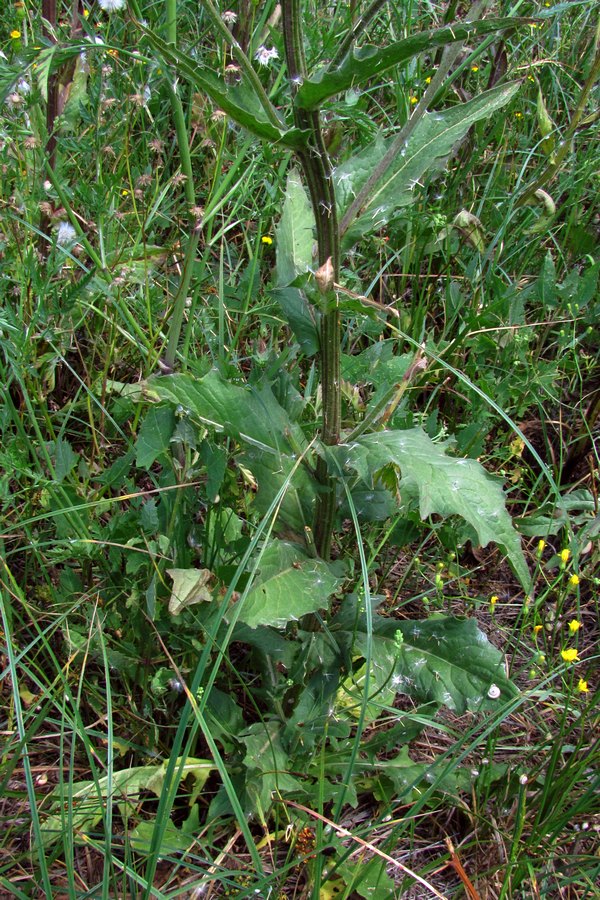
[0,0,598,897]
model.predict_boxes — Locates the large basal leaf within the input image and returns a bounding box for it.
[234,539,343,628]
[327,428,531,591]
[240,447,316,533]
[333,600,517,715]
[147,370,305,454]
[147,370,316,531]
[296,18,531,109]
[39,758,213,849]
[336,82,520,246]
[276,169,316,288]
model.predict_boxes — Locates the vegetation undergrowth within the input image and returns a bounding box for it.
[0,0,598,897]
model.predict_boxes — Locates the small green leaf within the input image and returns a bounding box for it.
[135,406,175,468]
[276,169,316,288]
[327,428,531,591]
[272,287,320,356]
[235,540,343,628]
[54,437,79,483]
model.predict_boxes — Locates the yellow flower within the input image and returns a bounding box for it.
[577,678,589,693]
[83,8,90,17]
[490,595,498,607]
[568,619,581,634]
[424,76,432,85]
[410,96,418,105]
[533,624,543,634]
[537,539,546,555]
[515,112,523,119]
[11,29,21,39]
[561,648,579,663]
[569,574,580,587]
[121,189,129,196]
[560,548,570,564]
[471,65,479,73]
[261,236,273,245]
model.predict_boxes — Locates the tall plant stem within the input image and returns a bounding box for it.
[282,0,340,559]
[160,0,201,373]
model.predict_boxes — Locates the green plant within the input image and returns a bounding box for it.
[1,1,598,897]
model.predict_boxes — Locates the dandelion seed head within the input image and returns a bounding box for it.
[255,45,279,66]
[98,0,126,11]
[56,222,77,246]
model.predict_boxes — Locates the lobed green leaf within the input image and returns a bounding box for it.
[327,428,531,590]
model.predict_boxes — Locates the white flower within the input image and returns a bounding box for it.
[519,774,528,785]
[255,45,279,66]
[56,222,77,247]
[221,10,237,25]
[487,683,501,700]
[98,0,126,12]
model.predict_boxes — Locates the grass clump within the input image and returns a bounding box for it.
[0,1,598,897]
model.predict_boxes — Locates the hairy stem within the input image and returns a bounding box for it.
[282,0,341,559]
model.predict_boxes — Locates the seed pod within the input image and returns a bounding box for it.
[315,257,334,294]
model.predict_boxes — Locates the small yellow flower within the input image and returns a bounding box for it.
[515,111,523,119]
[261,236,273,245]
[537,539,546,555]
[569,574,580,587]
[11,29,21,39]
[83,8,90,18]
[424,76,432,85]
[533,624,543,634]
[568,619,581,634]
[561,648,579,663]
[576,678,589,693]
[528,75,535,82]
[471,65,479,73]
[410,95,418,105]
[560,548,571,564]
[490,595,498,606]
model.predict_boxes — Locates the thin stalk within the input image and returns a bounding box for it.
[161,51,199,371]
[515,31,600,209]
[0,572,54,899]
[282,0,341,559]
